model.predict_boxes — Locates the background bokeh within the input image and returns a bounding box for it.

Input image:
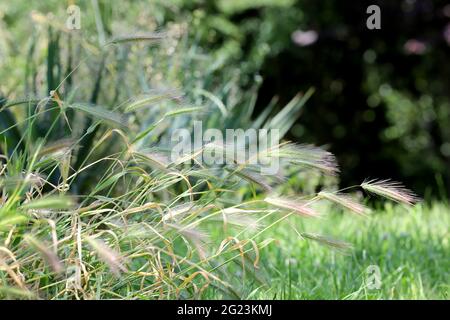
[173,0,450,199]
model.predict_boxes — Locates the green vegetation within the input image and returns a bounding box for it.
[0,1,447,300]
[248,202,448,299]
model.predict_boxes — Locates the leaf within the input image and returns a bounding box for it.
[164,106,203,117]
[194,88,227,116]
[21,196,74,210]
[0,286,36,299]
[0,108,23,155]
[0,97,43,111]
[265,88,315,138]
[92,172,127,194]
[132,107,202,144]
[0,174,42,190]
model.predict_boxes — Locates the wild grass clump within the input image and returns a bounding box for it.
[0,2,419,299]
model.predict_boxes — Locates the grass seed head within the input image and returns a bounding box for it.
[361,179,420,205]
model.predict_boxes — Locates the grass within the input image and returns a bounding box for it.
[220,202,448,299]
[0,1,447,301]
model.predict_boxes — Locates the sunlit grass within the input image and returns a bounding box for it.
[235,202,449,299]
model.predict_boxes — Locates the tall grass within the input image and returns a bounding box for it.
[0,1,419,299]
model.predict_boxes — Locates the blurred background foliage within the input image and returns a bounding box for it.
[1,0,449,198]
[167,0,450,199]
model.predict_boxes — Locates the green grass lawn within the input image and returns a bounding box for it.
[209,202,449,300]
